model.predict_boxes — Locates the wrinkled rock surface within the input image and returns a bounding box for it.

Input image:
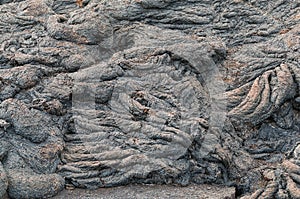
[0,0,299,198]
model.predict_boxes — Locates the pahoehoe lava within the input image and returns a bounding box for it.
[0,0,299,198]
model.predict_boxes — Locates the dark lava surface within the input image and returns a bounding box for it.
[0,0,299,198]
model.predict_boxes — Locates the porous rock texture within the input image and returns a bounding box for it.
[0,0,299,198]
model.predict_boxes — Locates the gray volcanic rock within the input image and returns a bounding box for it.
[7,171,64,199]
[0,163,8,199]
[60,32,225,188]
[0,0,299,198]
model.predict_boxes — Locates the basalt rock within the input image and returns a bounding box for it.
[0,0,299,198]
[0,163,8,199]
